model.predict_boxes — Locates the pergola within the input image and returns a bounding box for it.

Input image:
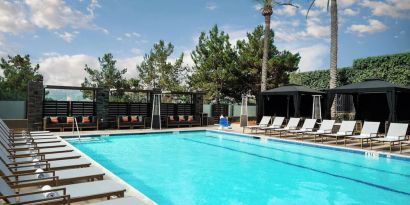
[326,79,410,123]
[258,84,324,120]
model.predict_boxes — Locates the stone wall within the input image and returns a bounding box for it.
[27,81,44,130]
[95,88,109,123]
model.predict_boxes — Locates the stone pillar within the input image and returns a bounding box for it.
[95,88,109,129]
[27,80,44,131]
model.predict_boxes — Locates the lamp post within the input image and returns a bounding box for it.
[151,94,162,129]
[240,95,248,127]
[312,95,322,120]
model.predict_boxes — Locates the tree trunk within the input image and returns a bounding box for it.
[329,0,338,118]
[261,14,271,92]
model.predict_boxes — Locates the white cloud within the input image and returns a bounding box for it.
[361,0,410,19]
[54,31,79,43]
[86,0,100,17]
[124,32,141,38]
[311,0,355,10]
[206,2,217,11]
[282,43,329,71]
[38,54,98,86]
[270,17,329,42]
[131,32,141,37]
[0,1,32,33]
[116,37,123,41]
[26,0,93,29]
[254,3,262,11]
[38,53,145,85]
[182,50,194,68]
[226,28,248,44]
[0,0,106,36]
[348,19,388,35]
[117,56,144,79]
[342,8,359,16]
[306,19,329,38]
[276,5,298,16]
[339,0,356,7]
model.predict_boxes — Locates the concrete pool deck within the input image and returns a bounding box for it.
[52,123,410,204]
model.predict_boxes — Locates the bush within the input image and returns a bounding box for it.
[289,52,410,89]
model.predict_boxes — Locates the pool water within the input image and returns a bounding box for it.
[68,131,410,205]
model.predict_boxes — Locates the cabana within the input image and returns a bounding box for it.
[326,79,410,123]
[258,84,324,120]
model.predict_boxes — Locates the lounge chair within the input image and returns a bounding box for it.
[262,117,300,137]
[320,121,356,144]
[0,139,73,157]
[0,142,81,163]
[286,119,317,138]
[0,133,66,149]
[0,127,59,143]
[0,120,58,140]
[1,160,104,188]
[303,120,335,142]
[0,150,90,174]
[344,121,380,148]
[0,177,126,204]
[370,123,409,152]
[243,116,271,133]
[259,117,286,135]
[89,197,144,205]
[400,140,410,153]
[3,158,91,174]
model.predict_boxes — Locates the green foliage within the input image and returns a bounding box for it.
[236,25,300,97]
[0,55,43,100]
[137,40,186,91]
[188,25,239,103]
[289,52,410,89]
[81,53,130,99]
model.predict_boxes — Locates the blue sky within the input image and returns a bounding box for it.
[0,0,409,86]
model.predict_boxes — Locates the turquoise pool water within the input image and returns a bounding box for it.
[68,131,410,205]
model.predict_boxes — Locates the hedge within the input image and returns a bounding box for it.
[289,52,410,90]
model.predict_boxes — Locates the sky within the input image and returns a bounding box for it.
[0,0,409,86]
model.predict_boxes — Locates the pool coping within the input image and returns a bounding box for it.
[208,129,410,162]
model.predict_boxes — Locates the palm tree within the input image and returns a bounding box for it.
[257,0,297,92]
[307,0,338,117]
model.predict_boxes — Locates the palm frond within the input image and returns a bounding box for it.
[306,0,330,19]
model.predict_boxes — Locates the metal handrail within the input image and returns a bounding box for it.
[72,118,81,140]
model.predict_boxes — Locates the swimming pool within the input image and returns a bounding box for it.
[68,130,410,205]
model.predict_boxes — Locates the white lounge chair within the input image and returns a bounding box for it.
[259,117,287,135]
[0,150,90,174]
[344,121,380,148]
[370,123,409,152]
[287,119,317,138]
[0,177,126,204]
[0,120,58,141]
[267,117,301,137]
[0,132,66,149]
[320,121,356,144]
[303,120,335,142]
[243,116,271,133]
[0,160,104,188]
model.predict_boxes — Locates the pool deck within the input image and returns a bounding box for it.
[53,123,410,204]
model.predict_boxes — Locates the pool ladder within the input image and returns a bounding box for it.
[72,118,81,140]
